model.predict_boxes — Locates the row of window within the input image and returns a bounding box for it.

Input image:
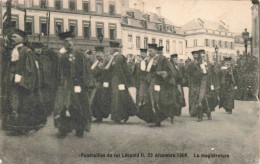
[13,0,116,15]
[127,35,183,54]
[205,39,234,49]
[11,15,117,40]
[204,52,235,62]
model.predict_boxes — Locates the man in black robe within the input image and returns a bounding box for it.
[53,31,93,138]
[137,44,177,126]
[31,42,57,117]
[1,29,44,135]
[218,57,238,114]
[187,50,216,122]
[170,54,186,117]
[91,46,112,122]
[105,42,137,124]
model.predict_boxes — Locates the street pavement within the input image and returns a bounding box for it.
[0,88,259,164]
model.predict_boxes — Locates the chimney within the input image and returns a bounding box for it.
[134,3,137,9]
[156,7,161,16]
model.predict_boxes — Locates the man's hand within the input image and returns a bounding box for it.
[210,85,214,90]
[234,86,237,90]
[74,86,82,93]
[14,74,22,83]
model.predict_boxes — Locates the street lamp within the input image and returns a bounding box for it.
[215,45,219,62]
[242,28,249,55]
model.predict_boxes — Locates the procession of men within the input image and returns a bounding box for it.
[1,29,239,138]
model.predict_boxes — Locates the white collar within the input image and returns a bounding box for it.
[14,43,23,49]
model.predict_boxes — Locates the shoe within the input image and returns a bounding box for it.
[6,131,23,136]
[56,132,67,139]
[114,120,122,124]
[123,117,129,123]
[76,130,84,138]
[155,122,161,127]
[227,111,232,114]
[207,113,212,120]
[170,115,174,124]
[197,118,202,122]
[93,118,102,123]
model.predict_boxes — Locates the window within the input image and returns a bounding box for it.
[166,41,170,53]
[128,35,133,49]
[26,0,33,7]
[96,23,104,38]
[11,15,19,29]
[224,41,228,48]
[55,19,63,35]
[193,39,197,47]
[172,41,176,53]
[219,40,222,47]
[69,0,76,11]
[144,38,148,49]
[205,39,210,46]
[69,20,77,36]
[83,21,90,39]
[25,17,33,35]
[109,3,115,15]
[40,18,47,36]
[152,39,156,44]
[83,1,89,13]
[212,40,215,47]
[179,41,183,55]
[40,0,47,8]
[141,20,147,28]
[96,0,103,14]
[231,42,234,49]
[159,39,163,47]
[55,0,61,10]
[109,24,116,40]
[237,50,240,56]
[136,37,140,49]
[158,24,163,31]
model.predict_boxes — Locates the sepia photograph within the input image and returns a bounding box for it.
[0,0,259,163]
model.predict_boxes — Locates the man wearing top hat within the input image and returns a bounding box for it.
[187,50,217,122]
[137,44,177,126]
[91,46,112,122]
[105,41,137,124]
[53,31,93,138]
[1,29,43,135]
[170,54,186,117]
[218,57,238,114]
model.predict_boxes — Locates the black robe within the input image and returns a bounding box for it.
[53,48,93,133]
[91,60,112,119]
[2,44,45,132]
[110,54,137,122]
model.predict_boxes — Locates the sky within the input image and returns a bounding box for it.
[128,0,253,34]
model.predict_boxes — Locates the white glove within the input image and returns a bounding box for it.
[210,85,214,90]
[154,85,161,91]
[74,86,82,93]
[65,110,71,117]
[234,86,237,90]
[15,74,22,83]
[103,82,109,88]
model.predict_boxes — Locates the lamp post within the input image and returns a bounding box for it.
[242,28,249,55]
[215,45,219,62]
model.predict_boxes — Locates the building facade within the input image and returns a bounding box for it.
[121,8,185,59]
[252,4,259,58]
[182,18,237,62]
[2,0,122,53]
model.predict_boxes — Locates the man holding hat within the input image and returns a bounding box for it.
[1,29,42,135]
[91,46,112,123]
[54,31,93,138]
[218,57,238,114]
[105,41,137,124]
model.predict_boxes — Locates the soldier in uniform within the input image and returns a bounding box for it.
[187,50,216,122]
[170,54,186,117]
[2,29,44,135]
[105,42,137,124]
[218,57,238,114]
[91,46,112,122]
[53,31,93,138]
